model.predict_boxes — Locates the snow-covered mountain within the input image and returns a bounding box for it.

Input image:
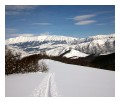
[6,35,78,44]
[63,49,89,58]
[5,34,115,56]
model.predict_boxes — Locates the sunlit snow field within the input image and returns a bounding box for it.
[5,59,115,97]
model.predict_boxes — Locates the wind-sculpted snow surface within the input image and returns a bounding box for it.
[31,73,59,97]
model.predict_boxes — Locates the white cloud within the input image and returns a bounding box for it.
[6,5,38,11]
[40,32,51,36]
[73,14,96,21]
[5,11,21,15]
[6,28,17,31]
[32,23,52,26]
[5,5,37,16]
[6,28,17,34]
[75,20,96,25]
[5,32,53,39]
[6,34,34,39]
[96,23,106,26]
[5,28,34,38]
[15,34,34,37]
[6,11,30,16]
[67,14,96,26]
[95,11,114,15]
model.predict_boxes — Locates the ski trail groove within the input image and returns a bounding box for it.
[31,73,59,97]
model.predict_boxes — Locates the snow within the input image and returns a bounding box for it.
[5,34,115,55]
[5,34,115,45]
[46,46,71,56]
[63,49,88,58]
[88,34,115,41]
[5,59,115,97]
[31,73,59,97]
[46,47,65,56]
[5,35,78,45]
[6,72,45,97]
[6,45,29,58]
[45,60,115,97]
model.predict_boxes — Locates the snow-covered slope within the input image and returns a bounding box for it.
[6,59,115,97]
[63,49,88,58]
[76,38,115,54]
[46,46,66,56]
[5,34,115,56]
[85,34,115,42]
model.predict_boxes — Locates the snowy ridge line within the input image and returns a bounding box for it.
[5,35,78,44]
[5,34,114,45]
[31,73,59,97]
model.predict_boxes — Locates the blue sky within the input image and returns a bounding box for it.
[5,5,115,39]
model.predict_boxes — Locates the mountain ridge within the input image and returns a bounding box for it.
[5,34,115,56]
[6,34,114,45]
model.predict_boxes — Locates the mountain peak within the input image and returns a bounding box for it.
[6,34,78,44]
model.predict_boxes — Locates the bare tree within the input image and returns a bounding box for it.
[38,61,48,72]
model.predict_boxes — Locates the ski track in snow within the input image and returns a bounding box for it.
[31,73,59,97]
